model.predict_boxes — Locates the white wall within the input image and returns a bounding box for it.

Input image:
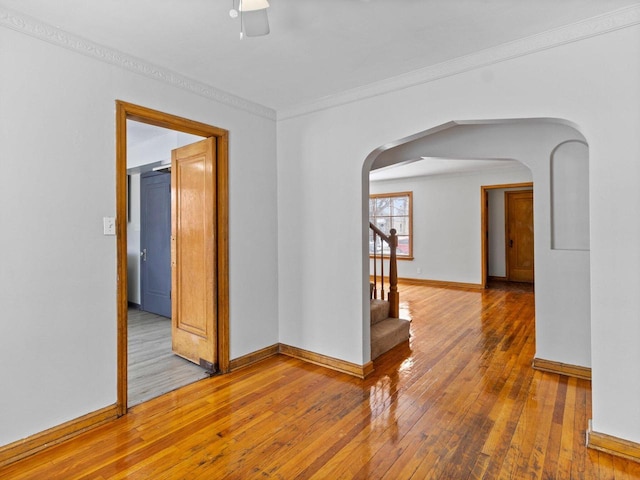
[277,24,640,444]
[0,27,279,446]
[370,167,532,283]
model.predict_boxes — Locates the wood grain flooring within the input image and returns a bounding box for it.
[128,309,209,407]
[2,283,639,479]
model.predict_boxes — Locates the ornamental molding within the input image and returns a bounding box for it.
[0,7,276,120]
[278,5,640,120]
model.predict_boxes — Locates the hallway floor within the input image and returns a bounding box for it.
[2,284,638,478]
[128,308,209,407]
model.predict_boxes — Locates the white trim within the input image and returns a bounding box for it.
[0,6,276,121]
[278,5,640,120]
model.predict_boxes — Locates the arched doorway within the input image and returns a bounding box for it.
[362,118,591,374]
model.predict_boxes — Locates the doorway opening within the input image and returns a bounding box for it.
[480,182,534,288]
[116,101,230,415]
[127,126,208,407]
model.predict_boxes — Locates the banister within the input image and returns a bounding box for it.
[369,224,399,318]
[369,222,389,243]
[387,229,399,318]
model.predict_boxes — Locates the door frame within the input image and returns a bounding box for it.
[480,182,533,288]
[115,101,229,415]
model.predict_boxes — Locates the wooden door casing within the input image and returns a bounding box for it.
[171,138,217,369]
[505,190,534,283]
[116,101,229,416]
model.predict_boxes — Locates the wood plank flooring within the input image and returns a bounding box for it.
[3,283,640,479]
[128,309,209,407]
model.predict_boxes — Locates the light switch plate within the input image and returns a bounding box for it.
[103,217,116,235]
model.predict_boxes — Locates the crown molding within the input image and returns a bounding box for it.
[2,5,639,123]
[0,6,276,121]
[278,5,640,121]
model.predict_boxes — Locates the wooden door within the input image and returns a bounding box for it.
[505,190,534,283]
[140,171,172,318]
[171,138,217,370]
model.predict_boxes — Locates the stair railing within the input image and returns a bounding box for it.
[369,223,399,318]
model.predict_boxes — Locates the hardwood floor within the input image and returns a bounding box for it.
[3,283,640,479]
[128,309,210,407]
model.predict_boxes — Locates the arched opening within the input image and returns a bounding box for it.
[362,118,591,375]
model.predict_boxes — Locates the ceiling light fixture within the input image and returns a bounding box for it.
[230,0,270,39]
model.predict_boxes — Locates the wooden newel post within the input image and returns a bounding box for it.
[388,228,399,318]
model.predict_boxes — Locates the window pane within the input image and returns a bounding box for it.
[392,216,409,236]
[369,192,412,257]
[374,217,391,235]
[396,236,410,255]
[392,196,408,216]
[375,198,390,216]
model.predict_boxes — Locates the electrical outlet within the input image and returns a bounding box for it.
[417,267,423,274]
[103,217,116,235]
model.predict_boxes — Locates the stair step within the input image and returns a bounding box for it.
[371,317,411,360]
[370,299,390,325]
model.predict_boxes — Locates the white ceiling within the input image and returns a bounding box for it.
[369,157,526,182]
[127,121,173,147]
[2,0,639,111]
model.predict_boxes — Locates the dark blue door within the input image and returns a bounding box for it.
[140,171,172,318]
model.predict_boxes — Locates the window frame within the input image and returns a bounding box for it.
[369,191,414,260]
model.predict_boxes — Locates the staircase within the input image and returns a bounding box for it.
[370,298,410,359]
[369,223,411,359]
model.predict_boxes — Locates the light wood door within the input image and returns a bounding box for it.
[505,190,534,283]
[171,138,217,369]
